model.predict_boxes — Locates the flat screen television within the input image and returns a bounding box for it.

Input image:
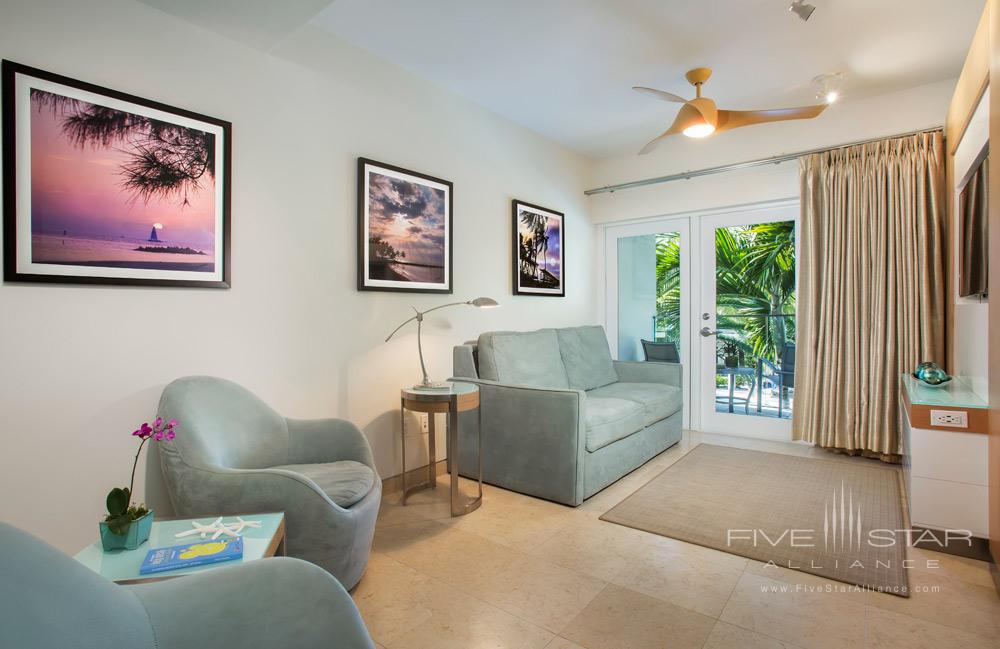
[959,151,989,298]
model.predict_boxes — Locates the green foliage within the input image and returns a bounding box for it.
[105,487,131,536]
[654,221,796,363]
[654,233,681,344]
[719,338,740,358]
[104,487,149,536]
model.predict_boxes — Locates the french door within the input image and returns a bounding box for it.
[605,201,797,439]
[696,204,797,439]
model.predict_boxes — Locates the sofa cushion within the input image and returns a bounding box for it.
[584,397,647,452]
[556,326,619,391]
[587,382,683,427]
[269,460,375,508]
[477,330,569,388]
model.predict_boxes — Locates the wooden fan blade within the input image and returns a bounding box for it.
[715,104,826,133]
[633,86,687,103]
[638,115,686,155]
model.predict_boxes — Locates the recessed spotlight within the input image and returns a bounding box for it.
[789,0,816,21]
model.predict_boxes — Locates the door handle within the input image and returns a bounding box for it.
[700,326,719,337]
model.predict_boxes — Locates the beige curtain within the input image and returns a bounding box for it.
[793,132,945,462]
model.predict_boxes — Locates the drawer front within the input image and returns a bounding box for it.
[909,427,988,485]
[909,476,989,537]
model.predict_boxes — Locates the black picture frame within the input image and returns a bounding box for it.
[512,199,565,297]
[2,60,232,288]
[357,157,453,294]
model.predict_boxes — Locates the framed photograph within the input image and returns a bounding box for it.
[512,199,564,297]
[357,158,452,293]
[2,60,231,288]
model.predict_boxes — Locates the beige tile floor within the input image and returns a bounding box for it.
[354,431,1000,649]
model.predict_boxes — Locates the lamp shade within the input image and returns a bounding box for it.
[470,297,499,308]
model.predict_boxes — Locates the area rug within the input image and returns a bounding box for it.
[600,444,910,596]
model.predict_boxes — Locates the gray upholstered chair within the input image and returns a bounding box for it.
[0,521,375,649]
[157,376,380,590]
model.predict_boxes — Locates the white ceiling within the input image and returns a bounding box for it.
[142,0,983,158]
[311,0,980,157]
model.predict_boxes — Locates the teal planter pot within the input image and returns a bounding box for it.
[99,510,154,552]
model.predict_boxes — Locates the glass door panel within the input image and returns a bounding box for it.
[616,232,680,361]
[698,206,798,438]
[606,219,690,429]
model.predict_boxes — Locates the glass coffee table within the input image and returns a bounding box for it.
[74,512,285,584]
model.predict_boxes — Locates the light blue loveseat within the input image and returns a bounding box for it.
[452,325,682,506]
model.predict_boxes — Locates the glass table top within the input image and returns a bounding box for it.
[402,381,478,399]
[901,374,988,409]
[74,512,284,583]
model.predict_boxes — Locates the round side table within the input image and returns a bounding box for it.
[400,381,482,516]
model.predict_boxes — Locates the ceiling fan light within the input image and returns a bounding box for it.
[683,122,715,138]
[813,72,844,104]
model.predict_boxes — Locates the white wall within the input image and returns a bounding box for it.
[586,79,956,224]
[0,0,596,552]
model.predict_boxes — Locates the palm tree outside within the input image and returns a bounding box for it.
[653,220,796,417]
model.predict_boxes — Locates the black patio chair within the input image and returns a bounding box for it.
[760,343,796,417]
[641,339,680,363]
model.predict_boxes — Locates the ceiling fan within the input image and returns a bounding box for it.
[634,67,828,154]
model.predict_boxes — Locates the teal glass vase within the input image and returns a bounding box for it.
[99,510,154,552]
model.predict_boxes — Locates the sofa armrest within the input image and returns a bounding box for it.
[613,360,682,388]
[132,557,375,649]
[453,344,479,378]
[448,377,588,505]
[286,418,376,470]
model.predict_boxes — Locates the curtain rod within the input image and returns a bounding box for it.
[583,126,944,196]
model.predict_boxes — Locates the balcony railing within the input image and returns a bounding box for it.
[652,313,796,419]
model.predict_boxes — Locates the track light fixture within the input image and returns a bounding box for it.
[789,0,816,22]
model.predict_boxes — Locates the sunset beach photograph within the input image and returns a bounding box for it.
[29,88,216,271]
[358,158,452,293]
[3,61,230,287]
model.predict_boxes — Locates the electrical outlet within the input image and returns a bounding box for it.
[421,414,429,434]
[930,409,968,428]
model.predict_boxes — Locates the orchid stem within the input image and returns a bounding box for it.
[127,437,148,510]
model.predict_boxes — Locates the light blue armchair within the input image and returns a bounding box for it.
[0,521,375,649]
[157,376,380,589]
[452,325,682,505]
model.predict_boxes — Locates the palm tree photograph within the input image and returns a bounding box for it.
[512,200,564,297]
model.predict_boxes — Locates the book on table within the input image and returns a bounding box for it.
[139,537,244,575]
